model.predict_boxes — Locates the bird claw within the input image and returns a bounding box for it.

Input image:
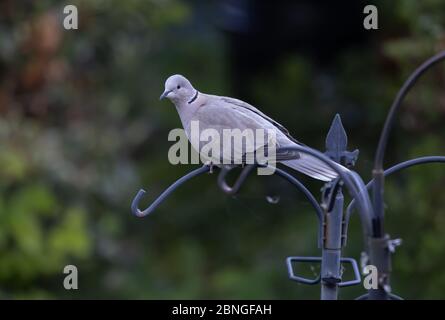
[205,161,215,174]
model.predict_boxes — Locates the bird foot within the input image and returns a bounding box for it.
[205,161,215,174]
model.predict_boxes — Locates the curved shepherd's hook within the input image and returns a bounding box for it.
[216,163,323,220]
[217,164,257,195]
[276,146,374,237]
[216,162,324,246]
[216,145,374,237]
[131,165,210,217]
[273,166,323,223]
[216,147,369,230]
[131,145,374,238]
[373,51,445,235]
[344,156,445,242]
[273,166,325,247]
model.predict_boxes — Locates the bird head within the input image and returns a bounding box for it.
[160,74,196,104]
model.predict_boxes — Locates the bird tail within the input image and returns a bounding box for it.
[282,153,349,182]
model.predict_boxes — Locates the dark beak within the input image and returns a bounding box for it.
[160,90,172,100]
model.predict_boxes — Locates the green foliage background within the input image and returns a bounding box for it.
[0,0,444,299]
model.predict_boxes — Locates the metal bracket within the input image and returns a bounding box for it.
[367,234,402,296]
[286,256,361,287]
[321,178,343,215]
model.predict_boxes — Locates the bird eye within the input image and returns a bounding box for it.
[177,85,181,89]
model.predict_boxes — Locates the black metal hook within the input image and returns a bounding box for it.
[217,164,257,195]
[131,165,210,217]
[373,51,445,236]
[273,166,323,223]
[216,161,324,245]
[343,156,445,244]
[374,51,445,171]
[218,151,368,250]
[216,161,324,222]
[276,145,374,237]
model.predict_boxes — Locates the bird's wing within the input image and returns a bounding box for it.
[194,98,284,164]
[197,95,302,162]
[218,96,305,146]
[204,95,344,181]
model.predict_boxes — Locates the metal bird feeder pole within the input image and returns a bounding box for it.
[368,50,445,300]
[130,51,445,300]
[286,115,361,300]
[131,114,369,300]
[320,185,344,300]
[319,115,359,300]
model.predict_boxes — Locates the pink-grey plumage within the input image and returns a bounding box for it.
[160,74,348,181]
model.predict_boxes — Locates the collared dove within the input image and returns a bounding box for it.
[160,74,348,181]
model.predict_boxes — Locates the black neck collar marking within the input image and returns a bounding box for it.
[188,90,198,104]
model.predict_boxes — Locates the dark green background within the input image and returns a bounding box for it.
[0,0,444,299]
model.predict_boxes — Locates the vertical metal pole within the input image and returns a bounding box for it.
[367,235,392,299]
[368,170,390,299]
[320,189,343,300]
[321,114,359,300]
[369,51,445,299]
